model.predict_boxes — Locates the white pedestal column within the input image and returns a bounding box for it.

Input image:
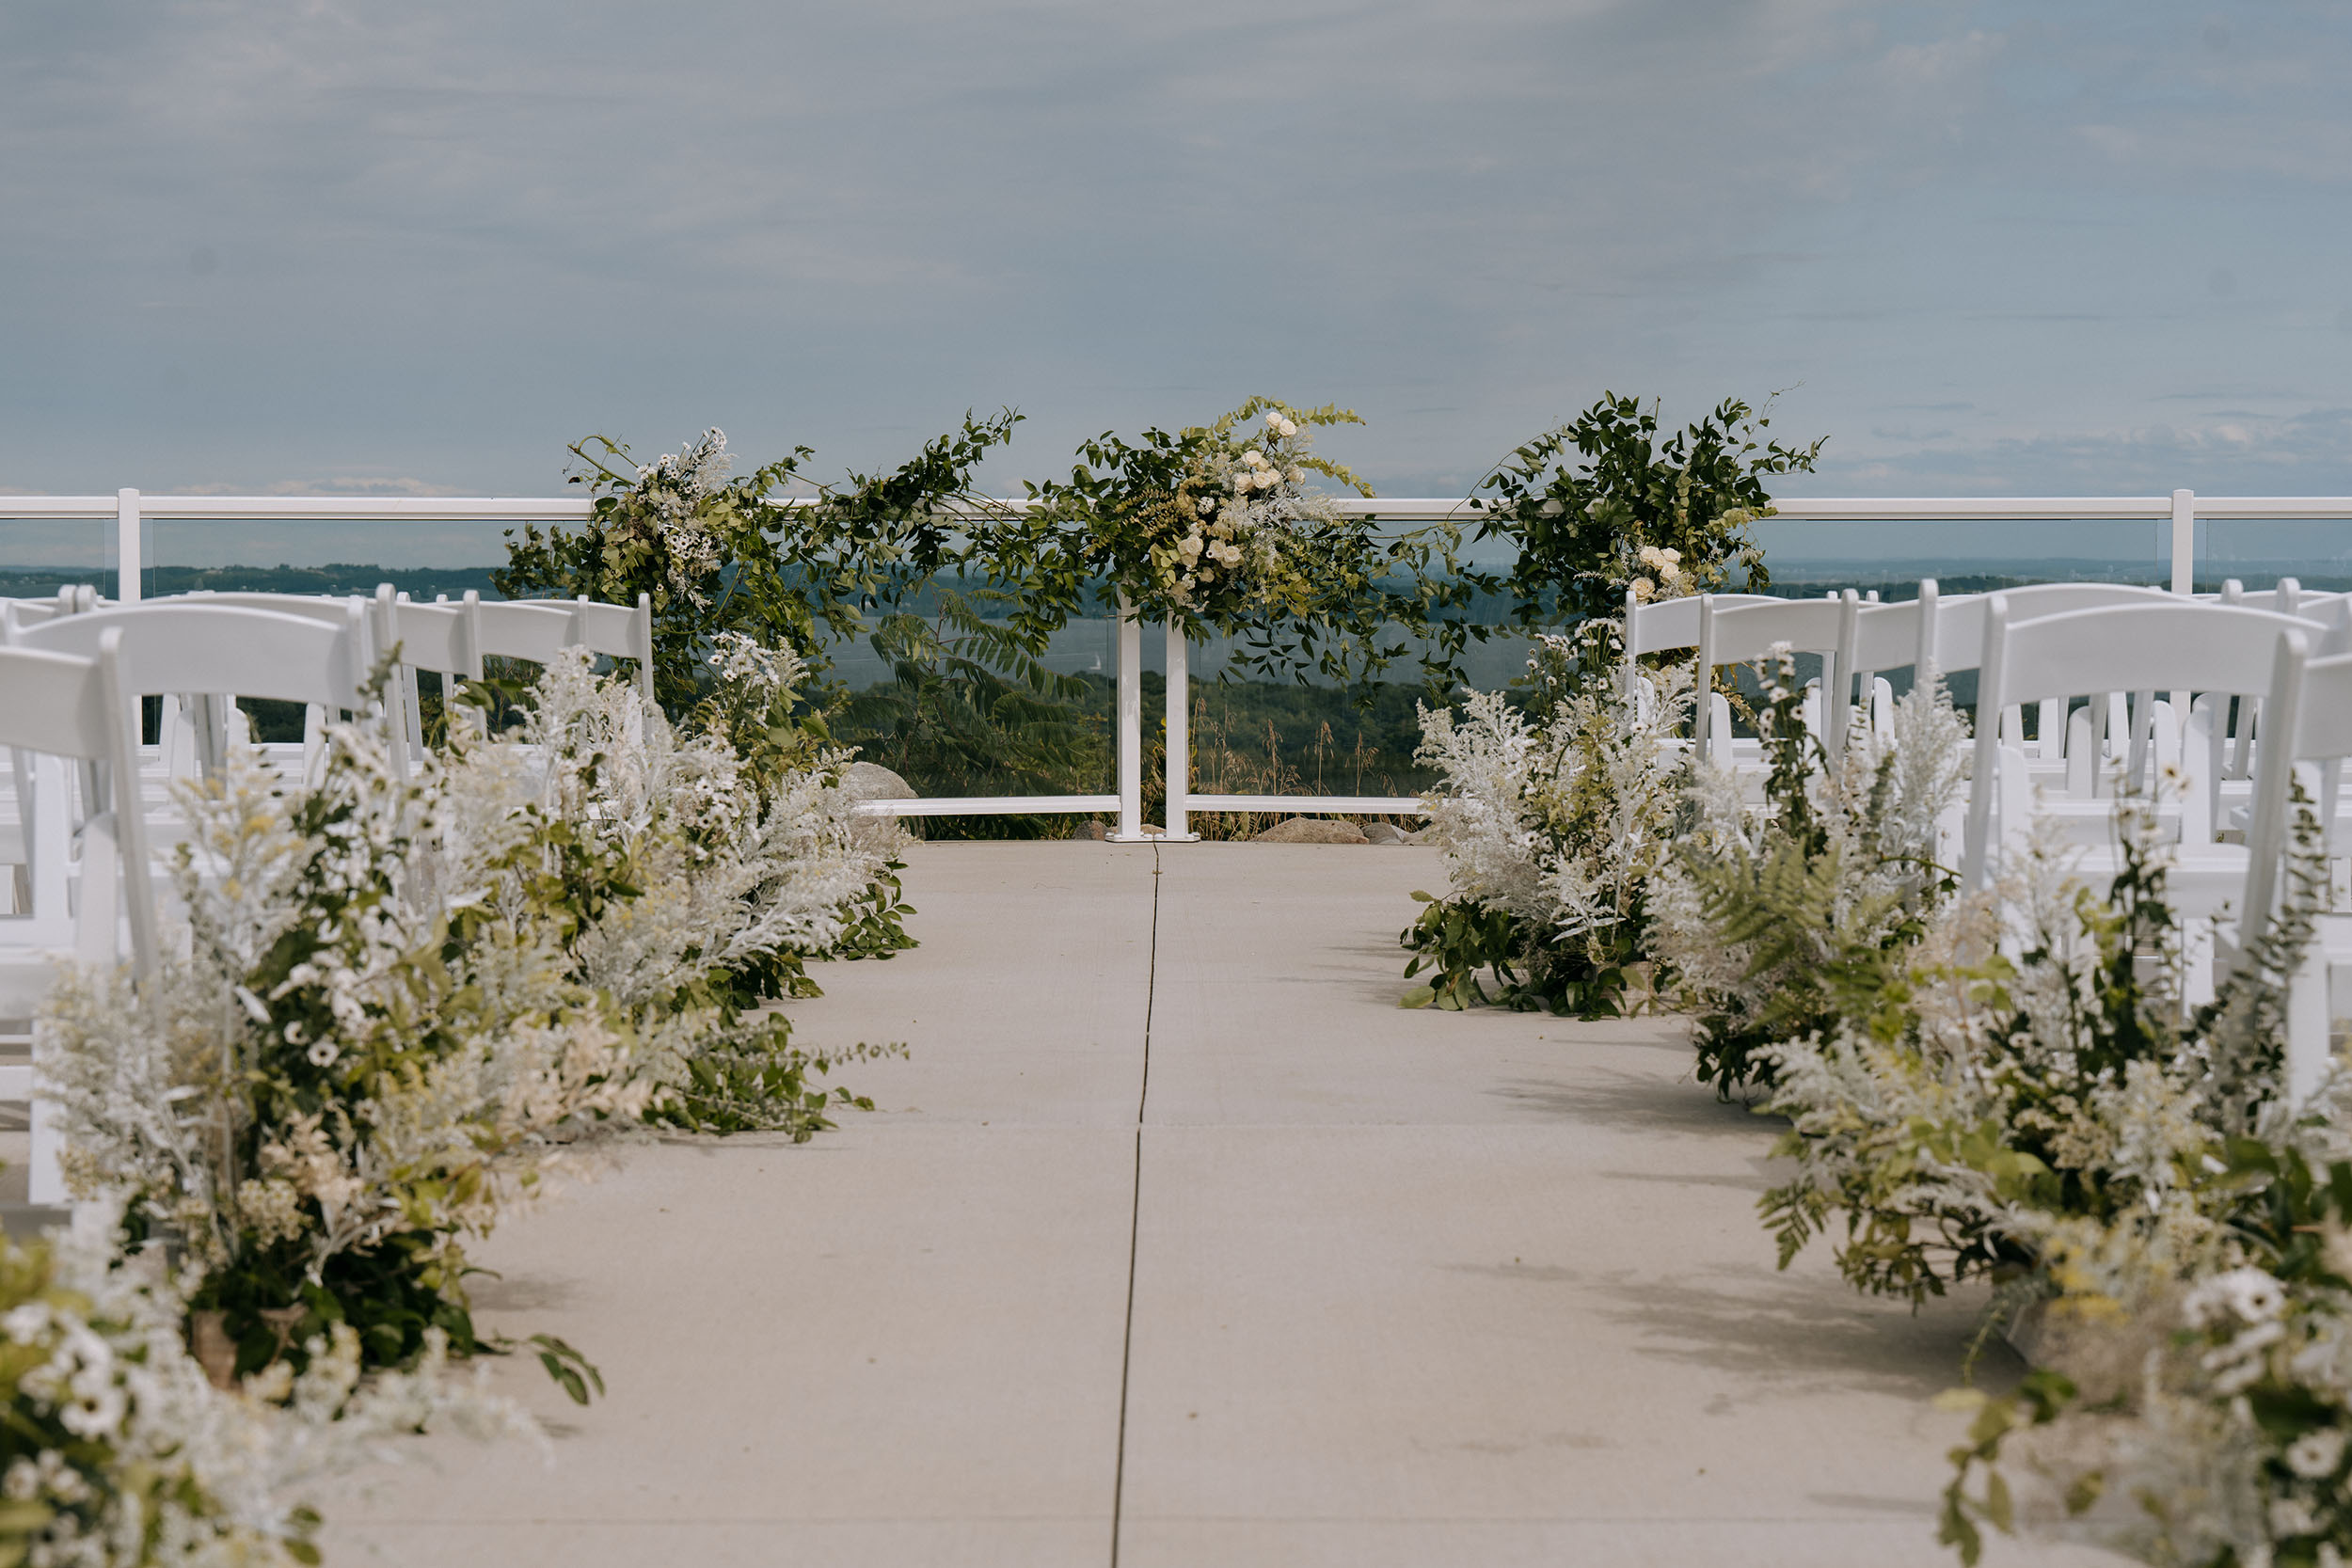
[1110,596,1151,841]
[1163,621,1199,842]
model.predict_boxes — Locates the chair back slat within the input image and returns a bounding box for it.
[16,603,367,711]
[1963,597,2314,888]
[470,599,579,665]
[1927,581,2176,674]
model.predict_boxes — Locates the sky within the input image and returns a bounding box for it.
[3,0,2349,566]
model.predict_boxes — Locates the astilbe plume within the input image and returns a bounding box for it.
[1646,652,1969,1094]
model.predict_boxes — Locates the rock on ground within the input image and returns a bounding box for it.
[841,761,917,800]
[1361,821,1422,845]
[1254,816,1369,845]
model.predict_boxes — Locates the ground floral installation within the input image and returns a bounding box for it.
[1400,390,1826,1018]
[1407,623,2352,1564]
[24,628,908,1563]
[0,1218,532,1567]
[1402,636,1693,1015]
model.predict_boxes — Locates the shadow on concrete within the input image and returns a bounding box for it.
[1578,1268,1994,1404]
[1595,1167,1775,1194]
[1809,1490,1939,1516]
[468,1273,581,1312]
[1486,1071,1767,1135]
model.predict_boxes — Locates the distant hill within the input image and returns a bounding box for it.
[0,563,508,601]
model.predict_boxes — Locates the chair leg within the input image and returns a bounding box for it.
[28,1026,65,1207]
[2180,920,2217,1012]
[2289,942,2333,1106]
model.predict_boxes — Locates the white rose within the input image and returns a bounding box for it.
[1179,534,1203,561]
[1231,472,1249,491]
[2287,1427,2346,1479]
[1278,417,1298,437]
[1630,577,1655,602]
[1243,449,1266,467]
[1264,410,1284,429]
[1284,466,1304,483]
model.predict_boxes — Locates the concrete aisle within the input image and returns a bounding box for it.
[322,844,1156,1567]
[322,841,2116,1567]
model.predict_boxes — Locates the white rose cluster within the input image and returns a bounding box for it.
[1629,543,1686,603]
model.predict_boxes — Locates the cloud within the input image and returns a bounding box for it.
[0,0,2346,515]
[1819,408,2352,496]
[177,477,467,498]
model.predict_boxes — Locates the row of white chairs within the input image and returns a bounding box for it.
[0,587,655,1205]
[1629,578,2352,1097]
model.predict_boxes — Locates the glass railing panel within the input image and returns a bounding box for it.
[140,516,516,603]
[2195,515,2352,594]
[818,593,1117,826]
[0,517,112,600]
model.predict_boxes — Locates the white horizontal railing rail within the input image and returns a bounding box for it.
[8,488,2352,840]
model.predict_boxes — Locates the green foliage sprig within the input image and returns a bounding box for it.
[497,413,1028,714]
[1472,393,1824,625]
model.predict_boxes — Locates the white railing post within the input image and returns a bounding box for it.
[116,488,141,603]
[2169,488,2196,717]
[1163,622,1199,842]
[2170,488,2196,595]
[1111,595,1147,841]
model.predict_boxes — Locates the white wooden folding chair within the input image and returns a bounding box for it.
[0,633,161,1205]
[16,604,371,796]
[1963,598,2320,1006]
[1921,582,2177,770]
[550,594,656,708]
[1846,580,1955,741]
[1621,588,1776,699]
[0,591,93,915]
[1692,592,1859,766]
[383,594,485,757]
[2234,639,2352,1101]
[154,589,404,781]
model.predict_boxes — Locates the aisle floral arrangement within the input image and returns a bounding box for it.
[1403,639,1692,1014]
[1406,616,2352,1564]
[24,603,909,1560]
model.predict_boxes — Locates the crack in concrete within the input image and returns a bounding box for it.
[1109,840,1159,1566]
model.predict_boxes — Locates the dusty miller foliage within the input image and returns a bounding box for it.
[1689,689,2352,1568]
